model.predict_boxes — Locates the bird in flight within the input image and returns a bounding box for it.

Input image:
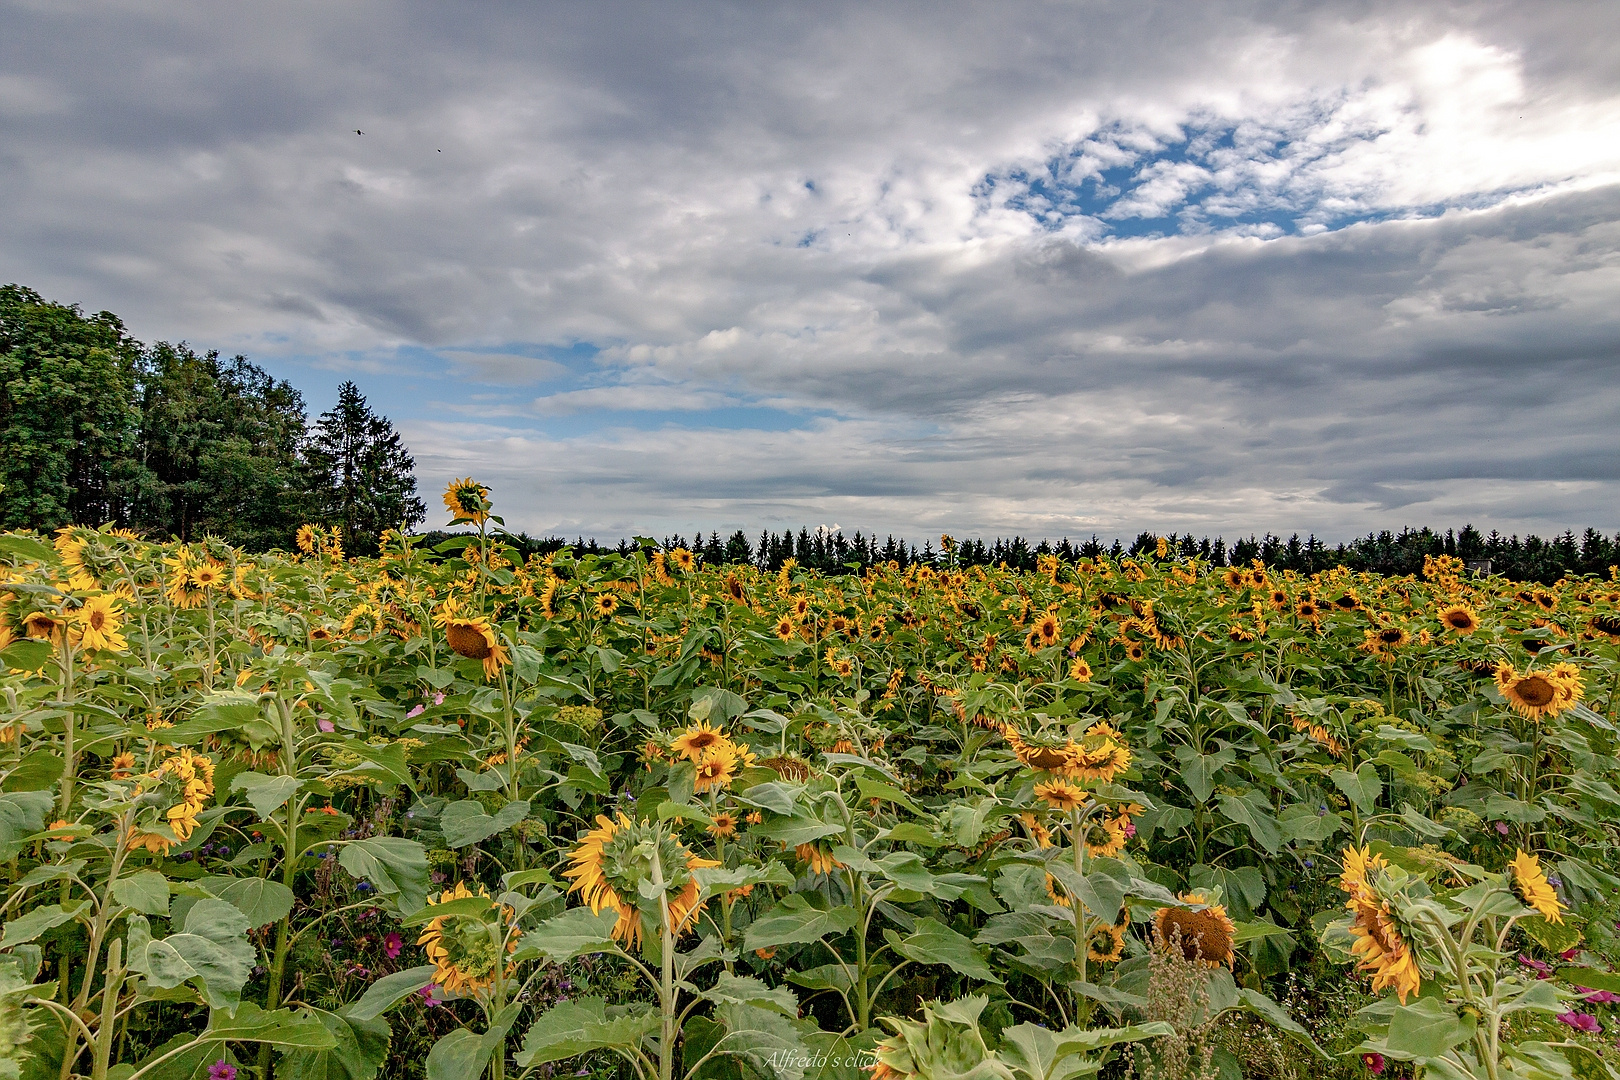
[354,129,364,135]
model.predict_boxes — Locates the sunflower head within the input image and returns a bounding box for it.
[1033,779,1088,812]
[443,478,492,525]
[433,599,510,679]
[1438,604,1480,634]
[294,524,317,554]
[670,720,726,763]
[416,882,514,996]
[1508,850,1564,924]
[693,742,739,793]
[1035,612,1060,647]
[1495,661,1577,720]
[1068,657,1093,683]
[71,594,127,653]
[564,814,717,951]
[1153,892,1235,967]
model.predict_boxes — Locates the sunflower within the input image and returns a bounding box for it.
[792,595,811,618]
[416,882,513,995]
[1005,727,1078,772]
[773,616,796,641]
[20,611,63,650]
[1345,893,1421,1002]
[1068,657,1093,683]
[828,615,851,635]
[53,527,98,590]
[1339,844,1388,897]
[1154,892,1235,967]
[164,561,205,609]
[1590,614,1620,641]
[443,478,491,525]
[723,573,746,605]
[671,720,726,763]
[1532,590,1558,612]
[111,752,136,779]
[1295,598,1321,621]
[1331,591,1361,612]
[1438,605,1480,634]
[70,595,127,653]
[294,524,317,554]
[670,548,695,572]
[796,841,845,877]
[1088,914,1129,963]
[1494,661,1575,721]
[1546,661,1585,711]
[433,599,510,679]
[1035,612,1060,647]
[1067,739,1132,784]
[564,814,717,949]
[693,743,739,793]
[189,562,226,590]
[708,812,739,839]
[1508,849,1564,923]
[1123,640,1146,662]
[594,593,618,617]
[1082,814,1129,858]
[1034,779,1087,812]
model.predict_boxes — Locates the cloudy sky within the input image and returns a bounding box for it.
[3,1,1618,543]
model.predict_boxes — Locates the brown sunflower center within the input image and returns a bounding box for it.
[1159,908,1232,963]
[1445,612,1473,629]
[1514,675,1556,707]
[88,609,108,631]
[446,621,494,660]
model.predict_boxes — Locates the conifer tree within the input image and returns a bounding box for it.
[304,381,425,554]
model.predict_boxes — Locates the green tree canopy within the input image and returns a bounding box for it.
[133,342,310,549]
[0,284,143,529]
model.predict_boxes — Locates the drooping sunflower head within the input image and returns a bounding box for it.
[1339,845,1389,898]
[416,882,513,996]
[795,841,845,877]
[1346,892,1421,1003]
[1006,726,1077,772]
[1438,605,1480,634]
[443,478,491,525]
[433,599,509,679]
[1508,850,1564,924]
[564,814,717,949]
[1153,892,1235,967]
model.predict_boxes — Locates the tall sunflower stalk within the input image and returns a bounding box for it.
[1331,845,1577,1080]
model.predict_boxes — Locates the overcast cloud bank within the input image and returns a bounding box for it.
[2,1,1617,541]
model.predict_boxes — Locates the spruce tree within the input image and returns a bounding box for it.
[304,381,425,554]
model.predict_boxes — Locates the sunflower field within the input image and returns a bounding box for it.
[3,481,1620,1080]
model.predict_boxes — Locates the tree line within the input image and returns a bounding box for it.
[0,283,424,553]
[427,524,1620,585]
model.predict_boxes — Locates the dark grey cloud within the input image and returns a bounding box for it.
[2,0,1618,540]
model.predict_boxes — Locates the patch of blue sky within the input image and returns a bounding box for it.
[976,109,1454,240]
